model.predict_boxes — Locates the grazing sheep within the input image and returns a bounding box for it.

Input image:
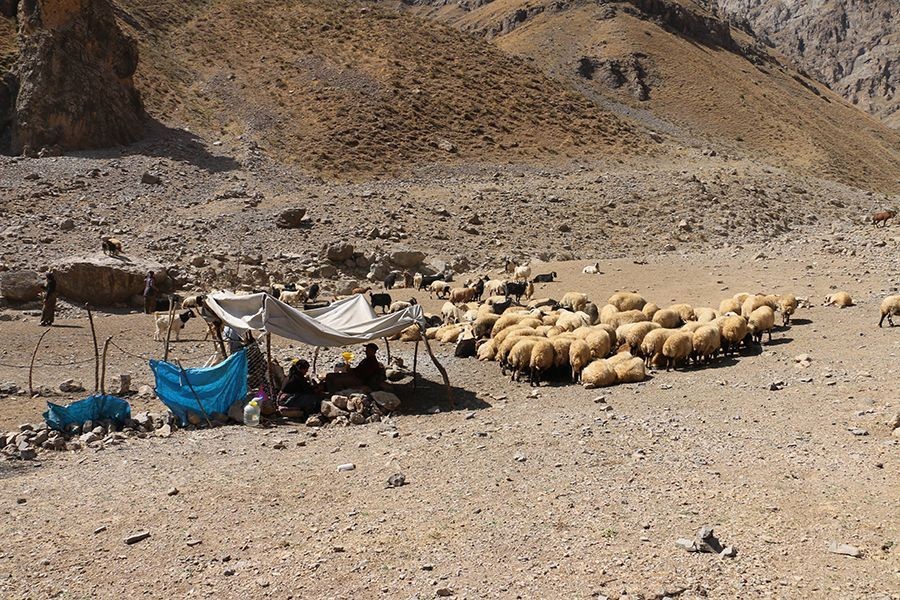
[583,302,600,325]
[719,298,741,315]
[582,262,600,274]
[100,235,123,256]
[667,303,696,323]
[532,272,557,283]
[389,298,418,313]
[878,295,900,327]
[607,309,648,330]
[691,325,721,364]
[556,310,592,332]
[741,295,776,318]
[369,291,391,313]
[475,339,495,362]
[652,308,681,328]
[616,321,660,355]
[506,338,540,382]
[550,336,575,370]
[280,288,308,307]
[560,292,589,312]
[529,340,556,385]
[584,329,612,359]
[569,339,592,383]
[484,279,508,298]
[581,359,617,388]
[491,312,529,337]
[747,306,775,344]
[613,356,647,383]
[449,287,477,305]
[824,292,853,308]
[680,321,708,333]
[777,293,798,326]
[599,303,619,324]
[641,302,660,319]
[640,328,678,366]
[181,295,207,309]
[513,265,532,281]
[872,209,896,227]
[732,292,752,305]
[608,292,646,311]
[662,331,693,371]
[429,280,451,299]
[413,273,424,290]
[694,307,719,323]
[441,301,463,324]
[593,324,617,349]
[474,314,501,338]
[717,315,749,356]
[154,310,195,341]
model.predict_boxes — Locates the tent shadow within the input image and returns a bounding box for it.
[398,377,489,415]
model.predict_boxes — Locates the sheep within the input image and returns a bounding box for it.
[583,301,599,325]
[527,297,557,310]
[569,339,592,383]
[872,209,896,227]
[532,272,557,283]
[747,306,775,344]
[529,340,556,385]
[717,314,749,356]
[181,295,207,309]
[616,321,660,355]
[425,326,441,340]
[607,351,635,365]
[449,287,477,305]
[607,309,648,330]
[556,310,592,332]
[584,329,612,359]
[154,310,195,341]
[824,292,853,308]
[506,338,540,382]
[280,288,308,307]
[484,279,508,298]
[652,308,681,328]
[878,295,900,327]
[441,301,463,325]
[491,312,529,337]
[662,331,693,371]
[542,313,560,327]
[741,295,776,318]
[513,265,532,281]
[413,272,424,290]
[691,325,721,364]
[438,325,466,344]
[398,324,422,342]
[571,325,593,339]
[694,307,719,323]
[581,359,617,388]
[667,303,696,323]
[599,303,619,324]
[680,321,708,333]
[719,298,741,315]
[640,328,678,366]
[550,335,575,370]
[429,280,451,299]
[369,291,391,313]
[613,356,647,383]
[474,314,501,338]
[582,262,600,274]
[608,292,646,311]
[560,292,589,312]
[389,298,418,313]
[777,293,798,326]
[100,235,123,256]
[477,339,497,361]
[352,286,372,295]
[593,324,617,349]
[732,292,752,305]
[641,302,660,319]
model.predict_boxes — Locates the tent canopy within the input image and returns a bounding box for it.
[205,293,424,348]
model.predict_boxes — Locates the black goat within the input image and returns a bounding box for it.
[532,272,557,283]
[369,291,392,314]
[419,273,445,289]
[383,271,399,290]
[307,282,320,300]
[506,280,528,302]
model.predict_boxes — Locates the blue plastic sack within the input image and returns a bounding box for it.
[149,350,248,426]
[44,394,132,432]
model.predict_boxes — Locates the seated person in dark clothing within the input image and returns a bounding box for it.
[278,359,324,417]
[351,343,386,390]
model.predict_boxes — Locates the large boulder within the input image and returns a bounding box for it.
[0,269,42,302]
[3,0,145,154]
[276,208,307,229]
[52,254,171,305]
[326,242,354,262]
[390,248,426,269]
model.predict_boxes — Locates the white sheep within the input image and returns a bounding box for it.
[613,356,646,383]
[429,280,451,299]
[719,298,741,315]
[585,329,612,359]
[441,301,463,324]
[581,359,617,388]
[413,273,424,290]
[484,279,508,297]
[777,293,798,326]
[582,262,600,274]
[279,288,308,307]
[879,295,900,327]
[747,306,775,344]
[667,303,696,323]
[513,265,532,281]
[608,292,646,311]
[716,314,749,356]
[691,325,721,364]
[569,339,592,383]
[506,337,540,382]
[823,291,853,308]
[529,340,556,385]
[616,321,660,355]
[651,308,681,328]
[560,292,589,312]
[641,302,660,319]
[181,295,207,309]
[694,307,719,323]
[639,328,678,367]
[477,339,497,361]
[662,331,693,371]
[607,309,648,330]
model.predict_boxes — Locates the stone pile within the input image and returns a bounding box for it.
[305,390,401,428]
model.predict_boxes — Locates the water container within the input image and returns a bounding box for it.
[243,398,261,427]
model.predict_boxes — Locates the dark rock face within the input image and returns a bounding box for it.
[2,0,145,155]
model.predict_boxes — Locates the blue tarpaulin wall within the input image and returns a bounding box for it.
[149,350,248,426]
[44,395,132,431]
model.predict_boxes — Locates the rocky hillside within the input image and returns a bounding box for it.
[701,0,899,128]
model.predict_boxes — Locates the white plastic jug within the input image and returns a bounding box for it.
[243,398,261,427]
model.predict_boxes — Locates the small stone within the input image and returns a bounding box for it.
[720,546,737,558]
[768,380,784,391]
[141,171,161,185]
[371,391,401,411]
[167,487,179,496]
[436,588,455,597]
[93,526,107,534]
[58,379,85,393]
[272,439,287,449]
[305,414,324,427]
[675,538,698,552]
[848,428,868,436]
[16,497,26,504]
[320,401,348,419]
[124,531,151,545]
[386,473,406,488]
[337,463,356,472]
[59,218,75,231]
[156,424,172,438]
[827,542,861,558]
[513,453,527,463]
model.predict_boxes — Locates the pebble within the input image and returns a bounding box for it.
[513,453,527,462]
[124,531,151,545]
[386,473,406,488]
[337,463,356,472]
[827,542,861,558]
[167,487,179,496]
[436,588,455,597]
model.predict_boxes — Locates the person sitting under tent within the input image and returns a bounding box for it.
[351,343,387,390]
[278,359,324,419]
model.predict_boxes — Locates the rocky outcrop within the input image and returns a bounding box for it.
[0,269,42,302]
[52,254,171,305]
[1,0,145,155]
[703,0,898,127]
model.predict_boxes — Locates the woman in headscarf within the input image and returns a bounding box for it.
[40,272,57,326]
[278,359,324,419]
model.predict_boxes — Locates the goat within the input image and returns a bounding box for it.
[532,272,557,283]
[307,282,320,300]
[873,210,896,227]
[154,310,195,341]
[383,271,400,290]
[100,236,123,256]
[419,273,445,290]
[369,291,392,313]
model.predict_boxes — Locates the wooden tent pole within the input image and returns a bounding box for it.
[100,336,113,394]
[420,327,453,407]
[384,337,391,363]
[312,346,320,373]
[174,359,213,428]
[265,332,274,399]
[163,296,176,362]
[412,338,419,391]
[86,304,100,393]
[28,328,52,397]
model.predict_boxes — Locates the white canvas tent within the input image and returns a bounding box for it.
[203,293,452,403]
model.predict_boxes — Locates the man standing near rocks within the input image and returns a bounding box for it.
[143,271,157,314]
[40,272,57,326]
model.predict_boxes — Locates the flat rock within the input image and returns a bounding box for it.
[53,253,172,305]
[827,541,861,557]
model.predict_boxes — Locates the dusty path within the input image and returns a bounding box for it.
[1,254,898,599]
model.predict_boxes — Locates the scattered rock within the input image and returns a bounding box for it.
[124,531,151,545]
[325,242,354,262]
[276,208,307,229]
[141,171,161,185]
[371,391,401,411]
[827,541,861,558]
[848,428,868,436]
[166,487,179,496]
[320,401,348,419]
[337,463,356,472]
[386,473,406,488]
[59,379,85,393]
[436,587,455,597]
[389,248,426,268]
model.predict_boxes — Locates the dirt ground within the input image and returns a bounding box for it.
[1,254,898,599]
